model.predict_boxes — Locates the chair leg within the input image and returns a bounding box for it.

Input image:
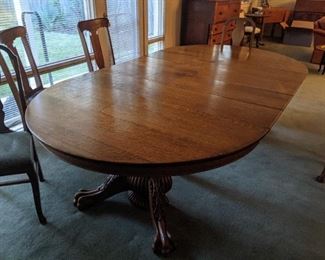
[32,138,45,182]
[316,167,325,183]
[245,34,251,47]
[256,35,259,48]
[35,155,45,182]
[27,170,47,225]
[271,24,275,38]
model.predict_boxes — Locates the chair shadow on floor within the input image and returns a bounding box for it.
[68,189,229,257]
[78,199,148,225]
[181,173,320,221]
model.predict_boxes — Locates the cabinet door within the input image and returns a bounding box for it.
[181,0,215,45]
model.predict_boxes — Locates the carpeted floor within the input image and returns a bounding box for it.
[0,40,325,260]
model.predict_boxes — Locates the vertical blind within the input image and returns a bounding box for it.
[148,0,165,54]
[1,0,165,129]
[0,0,92,128]
[106,0,165,62]
[0,0,166,85]
[106,0,141,63]
[0,0,91,84]
[148,0,164,39]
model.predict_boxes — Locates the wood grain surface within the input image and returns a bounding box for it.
[25,45,307,176]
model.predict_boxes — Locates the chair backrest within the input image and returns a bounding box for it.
[221,17,256,51]
[0,26,43,101]
[0,44,28,133]
[78,18,115,72]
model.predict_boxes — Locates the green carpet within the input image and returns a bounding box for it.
[1,41,325,259]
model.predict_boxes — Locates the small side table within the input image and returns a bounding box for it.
[317,45,325,75]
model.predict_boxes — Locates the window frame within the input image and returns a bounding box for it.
[0,0,96,86]
[0,0,167,86]
[142,0,166,56]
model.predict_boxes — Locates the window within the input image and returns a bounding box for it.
[0,0,166,128]
[105,0,165,60]
[148,0,164,39]
[148,0,165,54]
[107,0,141,63]
[0,0,94,128]
[0,0,93,85]
[1,0,166,86]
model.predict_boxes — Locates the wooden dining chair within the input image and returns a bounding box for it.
[316,167,325,183]
[0,44,46,224]
[78,18,115,72]
[0,26,44,102]
[221,17,257,51]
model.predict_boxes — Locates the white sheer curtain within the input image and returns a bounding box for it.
[106,0,140,63]
[0,0,92,86]
[0,0,92,129]
[148,0,165,54]
[148,0,164,39]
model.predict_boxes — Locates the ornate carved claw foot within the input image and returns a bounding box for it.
[74,175,175,255]
[316,168,325,183]
[74,175,128,210]
[127,176,172,209]
[148,178,175,256]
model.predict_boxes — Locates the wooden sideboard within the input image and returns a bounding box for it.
[181,0,240,45]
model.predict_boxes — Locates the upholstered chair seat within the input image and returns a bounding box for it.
[244,26,261,34]
[0,132,33,174]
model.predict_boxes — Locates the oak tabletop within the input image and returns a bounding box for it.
[26,45,307,175]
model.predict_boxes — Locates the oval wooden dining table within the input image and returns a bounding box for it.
[26,45,307,256]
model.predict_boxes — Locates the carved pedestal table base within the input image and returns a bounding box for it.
[74,175,175,256]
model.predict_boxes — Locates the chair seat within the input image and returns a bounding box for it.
[0,132,33,175]
[245,26,261,34]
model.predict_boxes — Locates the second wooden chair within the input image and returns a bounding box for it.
[221,17,257,51]
[78,18,116,72]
